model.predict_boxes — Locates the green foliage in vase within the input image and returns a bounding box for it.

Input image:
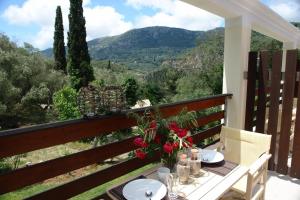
[67,0,94,90]
[53,86,80,120]
[53,6,67,73]
[0,34,67,129]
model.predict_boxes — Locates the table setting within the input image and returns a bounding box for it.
[107,147,237,200]
[107,109,239,200]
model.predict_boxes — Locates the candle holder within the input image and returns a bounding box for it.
[176,153,190,184]
[188,148,201,177]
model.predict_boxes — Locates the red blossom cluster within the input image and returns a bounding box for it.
[183,136,193,148]
[168,122,188,138]
[135,149,146,159]
[133,121,194,159]
[133,137,148,148]
[162,141,180,154]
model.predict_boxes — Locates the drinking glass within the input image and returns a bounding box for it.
[166,173,178,200]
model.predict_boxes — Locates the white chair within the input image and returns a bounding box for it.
[219,126,272,200]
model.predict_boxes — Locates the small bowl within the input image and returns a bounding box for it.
[157,167,170,183]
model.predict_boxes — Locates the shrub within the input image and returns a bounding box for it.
[53,86,80,120]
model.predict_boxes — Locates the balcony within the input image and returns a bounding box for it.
[1,0,300,199]
[0,94,231,199]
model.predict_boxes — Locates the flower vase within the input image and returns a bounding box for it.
[161,157,176,172]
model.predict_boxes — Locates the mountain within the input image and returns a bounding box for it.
[41,26,219,71]
[42,24,300,71]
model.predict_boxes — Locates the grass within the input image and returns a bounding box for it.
[0,183,55,200]
[0,163,156,200]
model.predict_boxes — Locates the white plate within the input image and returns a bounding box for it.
[200,149,224,164]
[122,179,167,200]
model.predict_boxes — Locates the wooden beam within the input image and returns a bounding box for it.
[277,50,298,174]
[267,51,283,170]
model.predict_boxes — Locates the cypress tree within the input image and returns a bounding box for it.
[67,0,94,90]
[53,6,67,73]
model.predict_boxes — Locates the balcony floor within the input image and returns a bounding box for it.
[266,171,300,200]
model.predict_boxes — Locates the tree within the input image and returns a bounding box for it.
[107,60,111,70]
[53,6,67,73]
[0,34,67,130]
[140,83,164,105]
[123,78,139,106]
[67,0,94,90]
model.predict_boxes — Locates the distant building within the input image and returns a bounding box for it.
[131,99,151,109]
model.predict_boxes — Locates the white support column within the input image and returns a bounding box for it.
[223,16,252,129]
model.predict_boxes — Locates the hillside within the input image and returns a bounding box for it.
[41,26,219,71]
[42,23,300,71]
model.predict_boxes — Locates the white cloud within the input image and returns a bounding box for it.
[269,0,300,22]
[84,6,132,40]
[2,0,70,26]
[126,0,174,12]
[2,0,223,49]
[127,0,224,31]
[2,0,132,49]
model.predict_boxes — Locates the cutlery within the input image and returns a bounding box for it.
[145,190,152,200]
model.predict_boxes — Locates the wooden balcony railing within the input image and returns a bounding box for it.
[0,94,232,199]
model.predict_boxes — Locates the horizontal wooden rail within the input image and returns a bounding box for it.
[196,111,224,127]
[0,94,231,159]
[193,125,222,144]
[0,137,136,194]
[26,125,222,200]
[0,111,225,194]
[26,156,160,200]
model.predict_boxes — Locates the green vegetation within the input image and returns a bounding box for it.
[0,34,66,130]
[42,26,206,71]
[53,6,67,73]
[123,78,139,107]
[67,0,94,90]
[53,86,81,120]
[1,7,299,197]
[0,25,291,130]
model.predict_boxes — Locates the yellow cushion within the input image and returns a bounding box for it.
[220,126,271,166]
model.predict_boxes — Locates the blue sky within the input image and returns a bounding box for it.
[0,0,299,49]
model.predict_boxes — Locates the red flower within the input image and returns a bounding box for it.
[163,142,173,154]
[186,136,193,147]
[172,142,179,149]
[168,122,180,132]
[186,136,193,144]
[135,149,146,159]
[154,134,161,144]
[141,141,148,148]
[177,129,188,138]
[134,137,143,146]
[149,120,157,129]
[133,137,148,148]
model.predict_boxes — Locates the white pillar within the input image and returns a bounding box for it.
[282,42,297,72]
[223,16,252,129]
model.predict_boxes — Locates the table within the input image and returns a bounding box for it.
[107,164,248,200]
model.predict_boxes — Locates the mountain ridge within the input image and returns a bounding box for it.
[41,26,223,70]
